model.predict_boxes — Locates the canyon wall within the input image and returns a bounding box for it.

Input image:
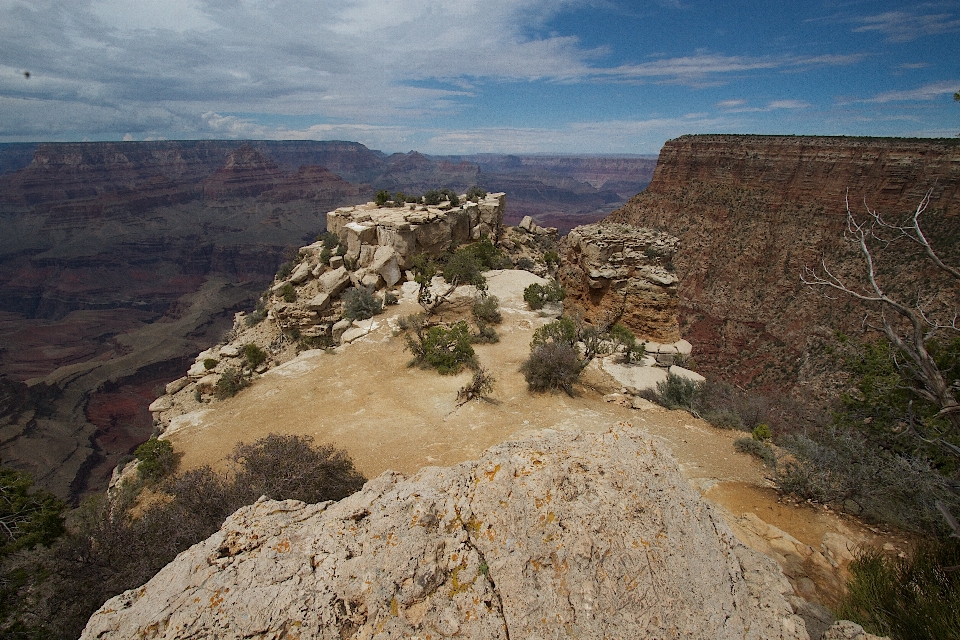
[607,134,960,398]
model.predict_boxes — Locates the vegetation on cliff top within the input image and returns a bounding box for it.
[0,435,365,639]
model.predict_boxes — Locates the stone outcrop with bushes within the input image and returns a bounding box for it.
[145,193,506,433]
[82,425,818,640]
[559,222,681,342]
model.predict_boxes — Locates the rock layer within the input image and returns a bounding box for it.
[607,134,960,396]
[82,426,809,639]
[559,222,681,342]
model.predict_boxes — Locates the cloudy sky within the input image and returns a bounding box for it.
[1,0,958,153]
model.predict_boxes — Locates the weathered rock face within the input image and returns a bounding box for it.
[327,193,505,269]
[607,134,960,396]
[559,222,681,342]
[81,426,809,639]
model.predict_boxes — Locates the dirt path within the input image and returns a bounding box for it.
[165,270,908,608]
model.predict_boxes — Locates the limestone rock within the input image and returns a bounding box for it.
[288,260,313,285]
[164,377,190,395]
[821,621,888,640]
[147,395,173,413]
[559,223,681,342]
[82,427,809,640]
[218,344,240,358]
[371,245,401,287]
[317,266,350,297]
[668,365,705,383]
[307,292,331,313]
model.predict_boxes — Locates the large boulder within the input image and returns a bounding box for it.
[82,426,810,640]
[317,266,350,296]
[560,222,681,343]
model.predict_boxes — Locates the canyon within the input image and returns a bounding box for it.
[0,141,652,498]
[607,134,960,400]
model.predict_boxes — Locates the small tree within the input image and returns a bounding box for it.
[134,438,179,481]
[521,342,583,396]
[802,189,960,535]
[406,321,477,374]
[0,464,65,557]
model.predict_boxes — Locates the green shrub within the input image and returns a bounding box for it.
[521,342,582,396]
[543,250,559,265]
[839,540,960,640]
[215,367,249,399]
[775,428,960,534]
[733,437,776,467]
[406,321,476,374]
[384,290,399,306]
[443,246,487,290]
[229,434,366,504]
[466,186,487,202]
[134,438,179,481]
[752,423,772,441]
[203,358,218,370]
[472,295,502,325]
[516,257,535,271]
[523,280,566,310]
[318,231,340,249]
[343,286,383,321]
[523,283,546,309]
[702,408,745,430]
[471,322,499,344]
[531,316,577,349]
[281,282,297,303]
[275,261,293,281]
[655,373,701,411]
[423,189,442,206]
[243,343,268,369]
[244,309,266,327]
[375,189,390,206]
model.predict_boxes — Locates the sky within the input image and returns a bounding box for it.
[1,0,958,154]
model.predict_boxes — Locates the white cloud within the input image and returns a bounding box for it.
[853,10,960,43]
[865,81,960,103]
[716,98,811,113]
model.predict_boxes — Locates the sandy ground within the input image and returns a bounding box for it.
[166,270,907,605]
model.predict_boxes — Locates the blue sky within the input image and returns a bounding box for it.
[1,0,957,153]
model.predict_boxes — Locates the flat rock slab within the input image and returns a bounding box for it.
[83,426,808,640]
[601,358,668,391]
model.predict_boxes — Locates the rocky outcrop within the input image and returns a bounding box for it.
[607,134,960,396]
[327,192,505,269]
[82,426,811,639]
[559,222,681,342]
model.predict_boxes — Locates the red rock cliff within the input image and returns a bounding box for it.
[607,134,960,398]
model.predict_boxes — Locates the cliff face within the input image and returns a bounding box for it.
[559,222,681,342]
[81,426,810,640]
[607,135,960,396]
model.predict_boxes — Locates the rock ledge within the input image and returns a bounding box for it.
[83,425,812,639]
